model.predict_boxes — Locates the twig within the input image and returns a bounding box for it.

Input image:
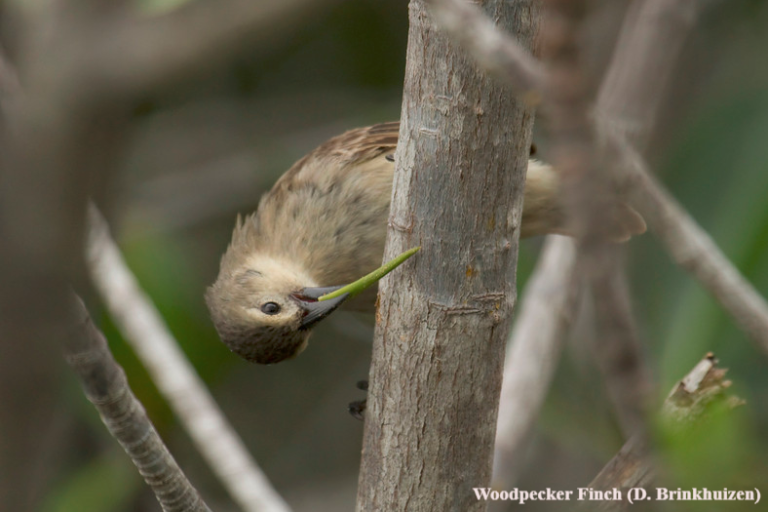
[86,205,291,512]
[622,145,768,355]
[64,295,212,512]
[425,0,545,99]
[583,353,743,512]
[595,0,701,149]
[493,236,581,486]
[590,247,653,438]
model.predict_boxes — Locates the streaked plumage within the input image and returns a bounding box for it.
[206,122,645,364]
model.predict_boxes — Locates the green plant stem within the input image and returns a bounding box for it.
[318,246,421,301]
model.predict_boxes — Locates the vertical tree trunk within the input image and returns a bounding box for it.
[355,1,539,511]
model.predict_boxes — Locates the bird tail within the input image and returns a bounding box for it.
[521,160,647,242]
[603,202,647,242]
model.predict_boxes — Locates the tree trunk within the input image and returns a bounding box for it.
[355,1,539,511]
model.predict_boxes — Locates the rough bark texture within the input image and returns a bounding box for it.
[64,296,212,512]
[355,2,539,511]
[86,206,291,512]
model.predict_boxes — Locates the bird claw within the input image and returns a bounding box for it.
[348,379,369,420]
[348,399,367,421]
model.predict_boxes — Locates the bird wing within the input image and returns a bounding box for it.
[310,121,400,164]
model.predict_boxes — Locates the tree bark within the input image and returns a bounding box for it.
[355,1,539,511]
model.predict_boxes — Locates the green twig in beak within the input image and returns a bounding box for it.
[318,246,421,302]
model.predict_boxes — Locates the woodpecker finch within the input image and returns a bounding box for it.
[205,122,645,364]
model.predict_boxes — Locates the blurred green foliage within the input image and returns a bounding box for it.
[656,91,768,391]
[42,449,140,512]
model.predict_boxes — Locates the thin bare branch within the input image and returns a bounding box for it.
[621,144,768,355]
[493,236,581,486]
[425,0,545,99]
[582,435,651,512]
[590,247,654,438]
[595,0,701,149]
[65,295,212,512]
[86,205,291,512]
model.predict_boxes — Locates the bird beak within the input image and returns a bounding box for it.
[291,286,350,330]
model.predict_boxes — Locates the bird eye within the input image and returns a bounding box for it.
[261,302,281,315]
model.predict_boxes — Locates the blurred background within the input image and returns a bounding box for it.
[4,0,768,510]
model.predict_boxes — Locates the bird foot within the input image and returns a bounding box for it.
[348,380,368,420]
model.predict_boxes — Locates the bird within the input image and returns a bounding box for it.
[205,121,646,365]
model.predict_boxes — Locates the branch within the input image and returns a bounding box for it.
[355,1,539,510]
[2,3,337,508]
[493,236,581,486]
[621,145,768,355]
[589,247,654,438]
[86,206,291,512]
[584,353,743,511]
[0,41,90,512]
[64,295,212,512]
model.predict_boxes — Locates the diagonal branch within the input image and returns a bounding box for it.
[595,0,701,149]
[86,205,291,512]
[65,295,212,512]
[493,236,582,486]
[620,143,768,355]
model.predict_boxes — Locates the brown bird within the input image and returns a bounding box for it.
[205,122,645,364]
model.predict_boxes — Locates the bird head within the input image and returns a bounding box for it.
[206,253,348,364]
